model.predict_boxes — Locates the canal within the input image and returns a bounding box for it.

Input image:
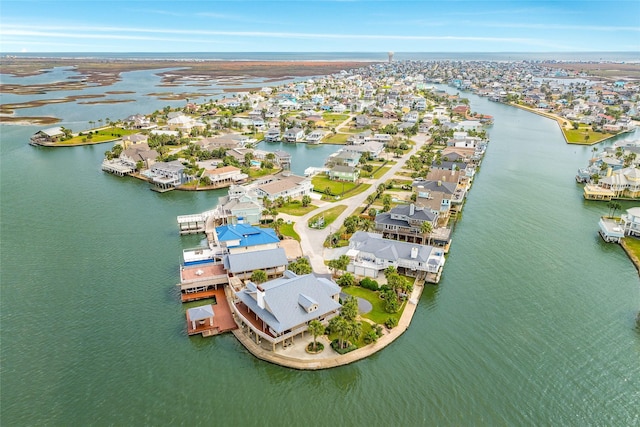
[1,77,638,425]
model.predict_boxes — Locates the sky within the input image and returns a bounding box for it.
[0,0,639,53]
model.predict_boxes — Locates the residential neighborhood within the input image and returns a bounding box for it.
[30,59,639,369]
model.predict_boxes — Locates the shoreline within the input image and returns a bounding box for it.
[507,102,631,145]
[230,282,425,370]
[620,239,640,276]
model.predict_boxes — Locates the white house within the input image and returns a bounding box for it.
[345,231,446,282]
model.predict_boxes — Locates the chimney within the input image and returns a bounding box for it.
[437,180,442,186]
[256,284,265,309]
[411,247,418,259]
[409,204,415,216]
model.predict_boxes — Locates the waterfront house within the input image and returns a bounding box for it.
[30,127,65,145]
[305,130,325,144]
[621,207,640,237]
[264,128,281,142]
[268,151,290,170]
[412,179,459,215]
[374,204,439,245]
[150,160,190,189]
[255,173,313,201]
[216,185,263,225]
[597,167,640,199]
[332,151,361,167]
[224,247,289,282]
[598,217,625,243]
[345,231,446,282]
[215,223,280,253]
[177,245,229,302]
[232,271,341,351]
[283,127,304,143]
[120,144,159,169]
[203,165,247,188]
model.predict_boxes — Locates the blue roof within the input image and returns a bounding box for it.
[215,224,280,248]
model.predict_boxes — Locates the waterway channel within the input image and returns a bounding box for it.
[1,76,639,425]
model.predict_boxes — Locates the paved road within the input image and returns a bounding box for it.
[289,134,430,273]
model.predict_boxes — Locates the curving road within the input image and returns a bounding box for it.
[288,134,429,273]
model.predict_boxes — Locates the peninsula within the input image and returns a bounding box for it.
[22,57,639,368]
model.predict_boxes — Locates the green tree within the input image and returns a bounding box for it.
[344,216,360,234]
[345,321,362,347]
[336,255,350,273]
[288,257,312,275]
[301,194,312,207]
[337,272,355,288]
[250,270,268,284]
[384,266,397,280]
[420,221,433,245]
[383,289,400,313]
[329,316,348,349]
[307,320,325,352]
[340,295,359,321]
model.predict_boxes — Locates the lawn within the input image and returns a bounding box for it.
[322,113,350,127]
[322,133,350,144]
[279,223,300,241]
[328,320,373,349]
[342,285,405,325]
[563,127,614,144]
[312,175,358,195]
[360,166,391,179]
[623,236,640,259]
[339,182,371,199]
[248,167,279,178]
[278,202,318,216]
[59,127,137,145]
[308,205,347,229]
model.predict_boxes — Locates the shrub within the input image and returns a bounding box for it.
[330,339,357,355]
[385,317,398,329]
[363,330,379,344]
[307,342,324,353]
[359,278,379,291]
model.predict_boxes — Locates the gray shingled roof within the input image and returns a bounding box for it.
[411,180,457,195]
[237,273,341,334]
[389,204,437,221]
[224,247,288,273]
[350,231,432,263]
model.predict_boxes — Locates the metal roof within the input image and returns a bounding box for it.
[236,272,341,334]
[224,247,288,273]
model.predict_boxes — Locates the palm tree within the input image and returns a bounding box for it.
[420,221,433,245]
[345,321,362,348]
[330,316,348,349]
[250,270,268,284]
[608,201,622,218]
[384,266,397,280]
[307,320,325,352]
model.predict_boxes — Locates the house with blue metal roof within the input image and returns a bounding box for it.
[214,223,280,254]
